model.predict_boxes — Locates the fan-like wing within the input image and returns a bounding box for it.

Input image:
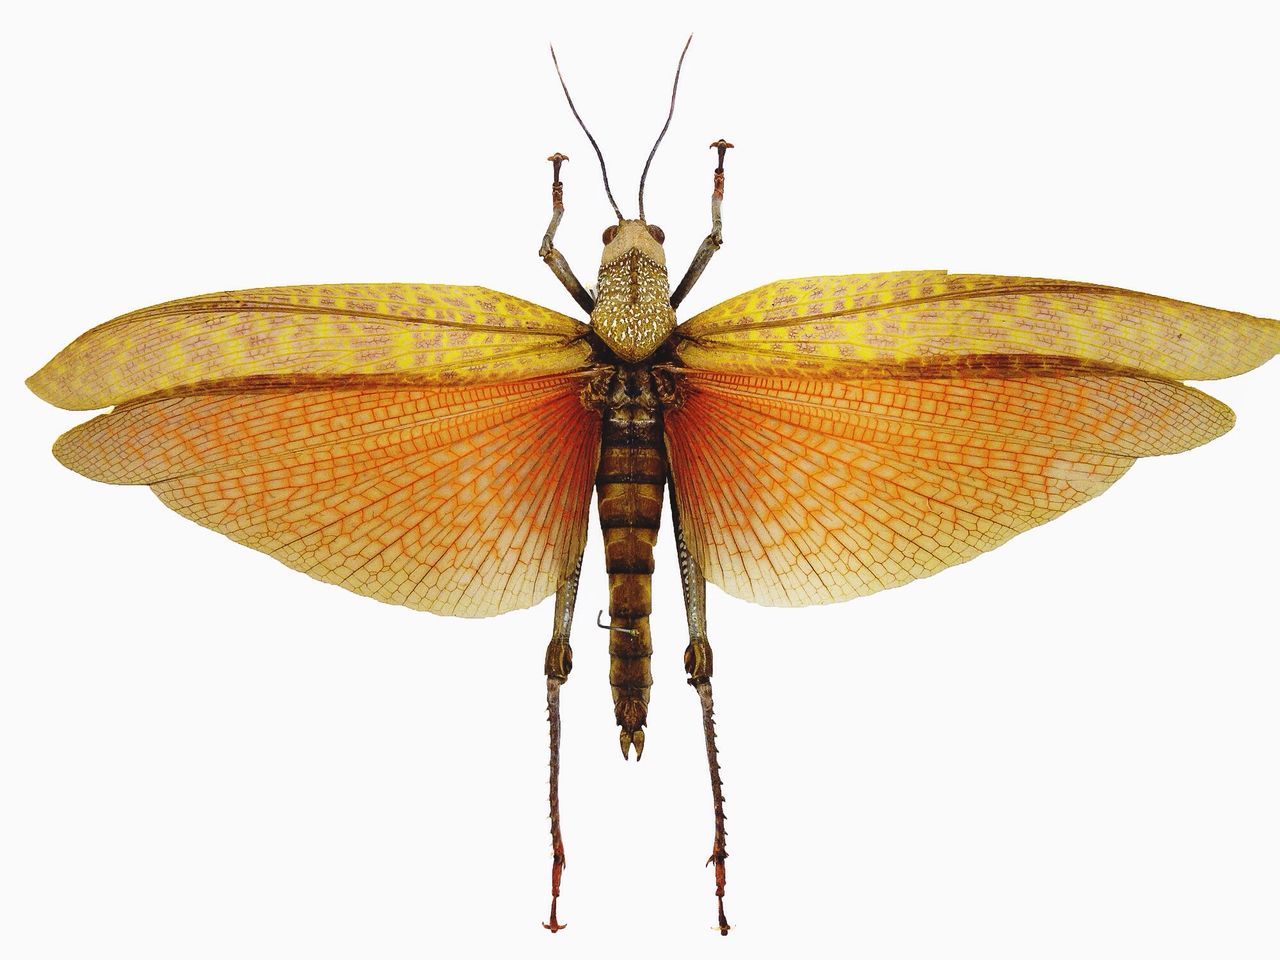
[675,272,1280,382]
[665,367,1234,606]
[52,375,599,616]
[28,284,592,411]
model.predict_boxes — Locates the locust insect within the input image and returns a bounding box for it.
[27,38,1280,936]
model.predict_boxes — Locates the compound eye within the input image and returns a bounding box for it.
[646,224,665,244]
[602,224,619,245]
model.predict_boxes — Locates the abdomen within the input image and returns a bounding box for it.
[595,367,666,759]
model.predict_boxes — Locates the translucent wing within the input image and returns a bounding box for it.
[674,272,1280,382]
[668,273,1277,604]
[665,367,1235,606]
[31,284,601,615]
[28,284,592,411]
[52,375,599,616]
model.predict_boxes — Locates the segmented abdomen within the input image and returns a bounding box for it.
[595,369,666,758]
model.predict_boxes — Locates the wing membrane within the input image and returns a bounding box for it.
[676,272,1280,381]
[28,284,592,411]
[54,375,599,617]
[665,368,1233,606]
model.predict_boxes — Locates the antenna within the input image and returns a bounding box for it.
[550,45,624,222]
[638,34,693,222]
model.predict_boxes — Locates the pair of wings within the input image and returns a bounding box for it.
[29,274,1280,616]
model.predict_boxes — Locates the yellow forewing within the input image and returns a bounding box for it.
[675,272,1280,381]
[28,284,592,411]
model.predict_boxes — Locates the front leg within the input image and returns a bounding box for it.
[542,553,583,932]
[539,153,595,316]
[670,139,733,310]
[671,487,731,935]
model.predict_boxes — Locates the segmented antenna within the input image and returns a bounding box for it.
[550,45,624,222]
[638,35,693,222]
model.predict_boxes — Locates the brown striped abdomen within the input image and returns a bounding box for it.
[594,368,666,760]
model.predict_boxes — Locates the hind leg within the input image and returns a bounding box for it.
[671,491,731,935]
[542,554,583,932]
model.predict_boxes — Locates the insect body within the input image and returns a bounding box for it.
[27,42,1280,936]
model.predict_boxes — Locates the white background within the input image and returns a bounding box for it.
[2,2,1277,957]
